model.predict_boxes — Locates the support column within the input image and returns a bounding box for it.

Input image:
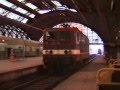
[104,44,117,59]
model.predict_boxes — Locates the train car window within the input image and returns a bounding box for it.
[44,31,54,41]
[45,32,51,39]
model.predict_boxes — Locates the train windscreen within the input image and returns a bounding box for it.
[45,31,73,41]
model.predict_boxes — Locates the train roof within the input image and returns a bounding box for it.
[45,27,80,32]
[0,36,42,46]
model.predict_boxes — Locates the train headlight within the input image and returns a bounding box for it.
[44,50,53,54]
[64,50,71,54]
[64,50,68,54]
[49,50,53,54]
[44,50,73,55]
[68,50,72,54]
[45,50,49,54]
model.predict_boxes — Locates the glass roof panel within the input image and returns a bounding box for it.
[0,0,14,7]
[26,3,38,10]
[69,9,77,12]
[15,7,28,14]
[17,0,25,2]
[29,14,35,18]
[51,0,62,7]
[38,10,51,14]
[0,0,33,23]
[0,8,7,16]
[21,18,28,23]
[0,0,77,21]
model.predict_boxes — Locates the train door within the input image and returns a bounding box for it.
[6,48,12,59]
[35,49,40,56]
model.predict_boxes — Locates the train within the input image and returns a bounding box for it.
[0,36,42,60]
[43,27,89,73]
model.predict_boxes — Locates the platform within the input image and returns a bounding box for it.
[0,57,44,83]
[53,55,107,90]
[0,57,43,74]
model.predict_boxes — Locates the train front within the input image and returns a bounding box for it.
[43,29,76,72]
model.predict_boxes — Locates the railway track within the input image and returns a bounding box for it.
[9,73,71,90]
[0,71,48,90]
[0,54,97,90]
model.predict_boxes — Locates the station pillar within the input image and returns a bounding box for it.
[104,44,117,59]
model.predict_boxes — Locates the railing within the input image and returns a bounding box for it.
[108,59,120,67]
[96,65,120,90]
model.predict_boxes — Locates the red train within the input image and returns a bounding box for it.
[43,27,89,72]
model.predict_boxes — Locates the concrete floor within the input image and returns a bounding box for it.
[53,55,107,90]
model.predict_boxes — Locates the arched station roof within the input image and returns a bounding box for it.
[0,0,120,44]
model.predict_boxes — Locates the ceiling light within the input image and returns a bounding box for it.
[2,40,5,42]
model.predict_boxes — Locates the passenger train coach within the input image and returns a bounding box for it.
[0,36,42,60]
[43,27,89,72]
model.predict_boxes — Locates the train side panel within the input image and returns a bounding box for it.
[0,36,42,60]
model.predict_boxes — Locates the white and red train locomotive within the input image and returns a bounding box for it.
[43,27,89,72]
